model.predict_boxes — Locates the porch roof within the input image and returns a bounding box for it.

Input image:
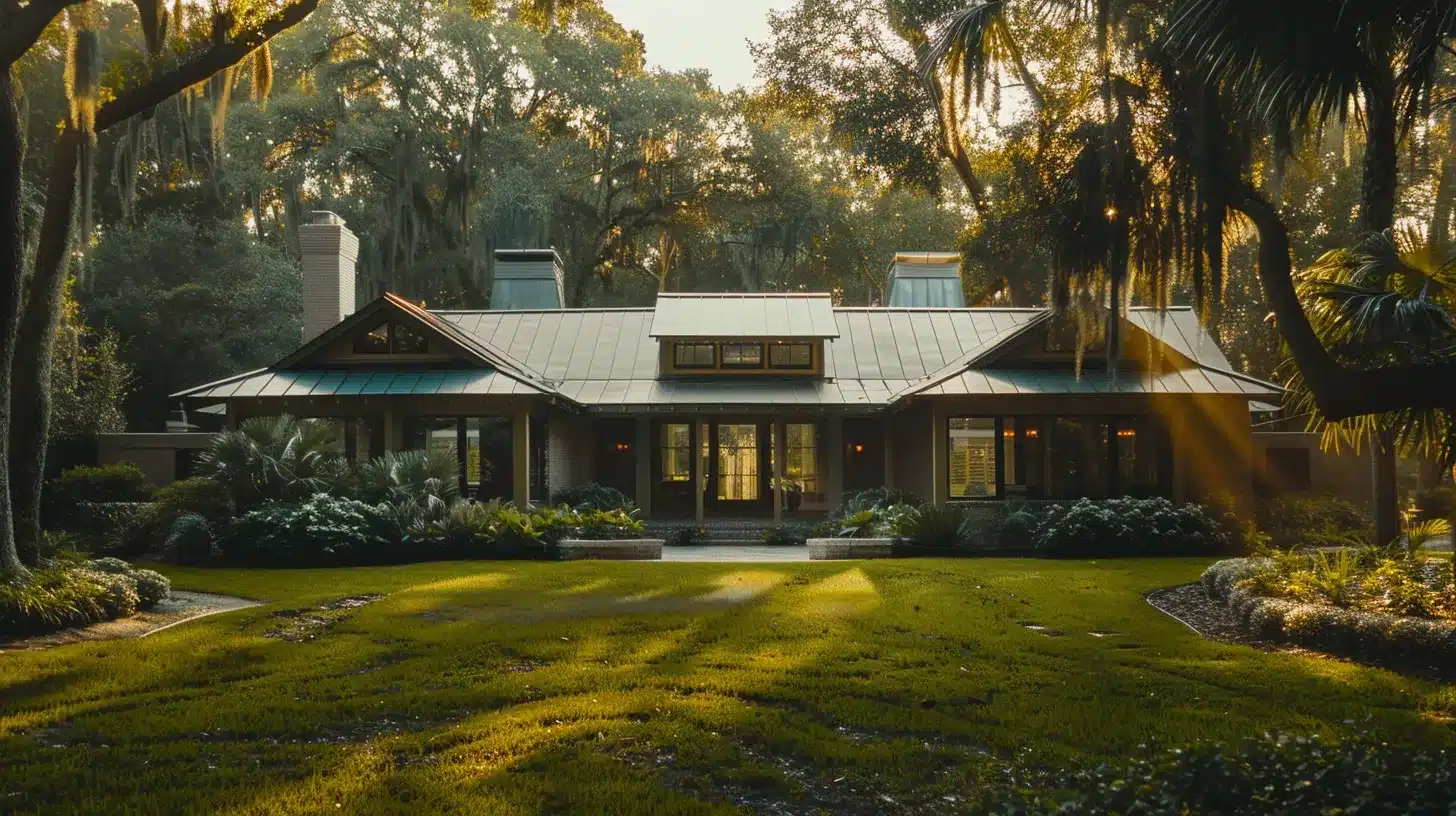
[914,366,1282,398]
[176,369,541,400]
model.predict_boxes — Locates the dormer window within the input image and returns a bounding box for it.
[674,343,715,368]
[769,343,813,370]
[354,320,431,354]
[720,343,763,369]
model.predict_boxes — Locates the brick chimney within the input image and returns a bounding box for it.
[298,211,359,342]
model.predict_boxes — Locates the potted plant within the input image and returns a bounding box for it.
[771,477,805,512]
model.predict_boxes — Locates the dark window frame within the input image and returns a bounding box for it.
[947,416,1005,501]
[768,342,814,370]
[673,342,717,369]
[353,320,431,355]
[719,342,765,370]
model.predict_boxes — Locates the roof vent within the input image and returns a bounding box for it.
[887,251,965,307]
[491,249,565,310]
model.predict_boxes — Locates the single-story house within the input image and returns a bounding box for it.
[162,213,1281,521]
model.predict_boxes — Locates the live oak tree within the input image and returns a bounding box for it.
[0,0,321,576]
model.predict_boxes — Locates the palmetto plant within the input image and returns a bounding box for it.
[354,450,461,527]
[201,415,348,510]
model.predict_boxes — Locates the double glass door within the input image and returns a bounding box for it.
[711,423,766,512]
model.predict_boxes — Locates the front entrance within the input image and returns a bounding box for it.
[707,421,771,517]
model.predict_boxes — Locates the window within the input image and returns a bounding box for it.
[355,322,390,354]
[949,418,1000,498]
[661,424,692,481]
[353,321,430,354]
[1266,447,1312,491]
[1048,417,1110,499]
[1114,416,1167,497]
[720,343,763,368]
[674,343,715,369]
[716,423,759,500]
[784,423,818,495]
[769,343,813,369]
[391,322,429,353]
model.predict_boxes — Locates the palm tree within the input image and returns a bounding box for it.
[202,416,349,511]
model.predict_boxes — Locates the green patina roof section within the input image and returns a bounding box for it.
[182,369,537,400]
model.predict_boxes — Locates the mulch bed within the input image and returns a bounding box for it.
[0,591,261,652]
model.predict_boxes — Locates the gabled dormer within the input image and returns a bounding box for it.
[648,293,840,378]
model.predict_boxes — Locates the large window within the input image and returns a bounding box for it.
[402,416,504,497]
[784,423,818,495]
[353,321,431,354]
[674,343,715,369]
[312,417,381,464]
[720,343,763,368]
[661,423,692,481]
[949,418,1001,498]
[716,423,759,500]
[950,415,1169,500]
[769,343,813,370]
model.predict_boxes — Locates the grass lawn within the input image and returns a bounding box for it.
[2,558,1453,813]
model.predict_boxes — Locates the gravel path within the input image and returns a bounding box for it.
[0,591,260,652]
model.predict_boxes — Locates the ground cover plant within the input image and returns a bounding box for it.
[1,555,170,636]
[1,559,1452,813]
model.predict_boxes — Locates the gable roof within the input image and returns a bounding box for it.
[649,293,840,339]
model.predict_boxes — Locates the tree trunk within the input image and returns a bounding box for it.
[1361,77,1401,546]
[1428,156,1454,256]
[9,130,81,565]
[0,70,28,577]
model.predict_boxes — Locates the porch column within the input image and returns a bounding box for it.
[824,416,844,511]
[773,420,785,523]
[512,407,531,508]
[224,402,241,431]
[931,405,948,505]
[383,402,401,452]
[694,420,706,523]
[882,415,895,488]
[634,416,652,517]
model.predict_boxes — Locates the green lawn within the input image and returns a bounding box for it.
[2,558,1453,814]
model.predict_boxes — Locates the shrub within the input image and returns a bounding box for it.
[0,566,112,635]
[894,504,971,548]
[86,570,140,618]
[352,449,460,507]
[833,505,912,538]
[760,524,809,546]
[664,525,709,547]
[48,462,152,508]
[551,483,634,512]
[565,508,645,540]
[1035,498,1229,557]
[1256,496,1371,550]
[165,514,217,565]
[88,557,135,576]
[131,569,171,609]
[836,487,923,516]
[218,495,402,567]
[127,477,234,556]
[202,415,349,510]
[995,510,1038,551]
[981,733,1456,814]
[67,502,150,554]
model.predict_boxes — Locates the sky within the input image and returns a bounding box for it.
[600,0,796,89]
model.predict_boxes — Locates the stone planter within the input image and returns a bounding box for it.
[807,538,895,560]
[557,538,664,561]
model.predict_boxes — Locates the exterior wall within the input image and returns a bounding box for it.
[546,410,596,501]
[97,433,217,487]
[1169,395,1256,511]
[889,403,935,502]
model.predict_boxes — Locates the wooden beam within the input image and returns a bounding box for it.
[772,420,784,523]
[931,405,948,505]
[882,415,895,489]
[512,408,531,508]
[634,417,652,517]
[824,416,844,511]
[694,420,706,523]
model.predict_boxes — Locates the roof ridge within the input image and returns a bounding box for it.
[886,311,1054,402]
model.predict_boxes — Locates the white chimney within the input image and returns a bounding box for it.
[298,211,359,341]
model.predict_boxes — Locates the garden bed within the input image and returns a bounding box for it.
[0,590,258,651]
[806,538,894,560]
[557,539,664,561]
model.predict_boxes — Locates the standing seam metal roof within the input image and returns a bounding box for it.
[648,293,840,339]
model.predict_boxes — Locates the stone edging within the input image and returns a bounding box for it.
[806,538,895,560]
[557,538,664,561]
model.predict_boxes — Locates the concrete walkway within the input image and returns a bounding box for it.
[660,545,812,563]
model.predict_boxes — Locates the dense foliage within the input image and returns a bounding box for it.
[1255,496,1373,551]
[218,495,404,568]
[0,556,170,637]
[550,483,634,512]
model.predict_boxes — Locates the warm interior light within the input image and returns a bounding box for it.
[1002,429,1015,438]
[1025,429,1039,439]
[1117,429,1136,438]
[1104,206,1118,220]
[852,444,865,454]
[616,442,631,451]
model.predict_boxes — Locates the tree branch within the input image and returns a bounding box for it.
[94,0,321,133]
[1234,182,1456,418]
[0,0,85,66]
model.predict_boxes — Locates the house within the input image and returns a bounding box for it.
[161,213,1281,520]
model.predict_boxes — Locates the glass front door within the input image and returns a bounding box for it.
[708,421,770,516]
